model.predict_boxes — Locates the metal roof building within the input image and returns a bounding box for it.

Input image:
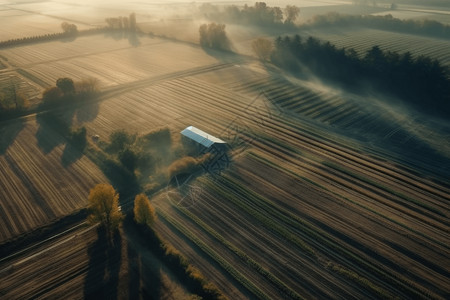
[181,126,226,148]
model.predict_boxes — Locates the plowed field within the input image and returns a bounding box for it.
[1,31,449,299]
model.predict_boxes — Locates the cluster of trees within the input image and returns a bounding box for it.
[199,2,299,27]
[99,128,174,195]
[305,13,450,39]
[87,183,156,235]
[199,23,229,50]
[105,13,137,31]
[61,22,78,35]
[269,35,450,117]
[41,77,100,105]
[0,80,28,114]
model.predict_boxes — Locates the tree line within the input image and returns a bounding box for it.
[198,2,300,27]
[304,13,450,39]
[268,35,450,117]
[0,12,138,49]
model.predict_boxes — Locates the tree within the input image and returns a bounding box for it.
[56,77,75,96]
[199,23,229,50]
[42,86,63,103]
[251,38,273,61]
[108,130,135,153]
[61,22,78,35]
[285,5,300,24]
[87,184,123,234]
[119,148,138,172]
[133,193,156,227]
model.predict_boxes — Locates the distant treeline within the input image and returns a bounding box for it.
[271,35,450,117]
[0,13,138,49]
[199,2,300,27]
[0,27,106,49]
[304,13,450,39]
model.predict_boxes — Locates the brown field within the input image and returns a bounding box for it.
[0,223,193,299]
[0,117,107,242]
[1,1,450,299]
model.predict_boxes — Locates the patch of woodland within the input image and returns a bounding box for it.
[269,35,450,118]
[199,2,450,39]
[40,77,100,108]
[198,2,299,28]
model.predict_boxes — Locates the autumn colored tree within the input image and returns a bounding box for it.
[133,193,156,227]
[87,184,123,234]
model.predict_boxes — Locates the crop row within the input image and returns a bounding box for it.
[175,203,305,300]
[156,209,270,300]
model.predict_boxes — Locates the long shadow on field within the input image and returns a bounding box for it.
[61,143,84,167]
[84,228,122,299]
[123,216,163,299]
[203,46,243,64]
[76,101,99,123]
[103,31,141,47]
[35,112,70,154]
[0,119,24,154]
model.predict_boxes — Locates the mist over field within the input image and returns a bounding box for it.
[1,0,450,299]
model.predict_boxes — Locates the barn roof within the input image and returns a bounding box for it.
[181,126,226,148]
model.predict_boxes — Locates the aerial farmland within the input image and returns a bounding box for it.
[0,0,449,299]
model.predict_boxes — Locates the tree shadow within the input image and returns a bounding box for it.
[76,101,99,123]
[103,30,141,47]
[0,119,24,155]
[127,32,141,47]
[123,217,162,299]
[35,113,68,154]
[61,143,84,167]
[84,227,107,299]
[202,45,243,64]
[84,227,122,299]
